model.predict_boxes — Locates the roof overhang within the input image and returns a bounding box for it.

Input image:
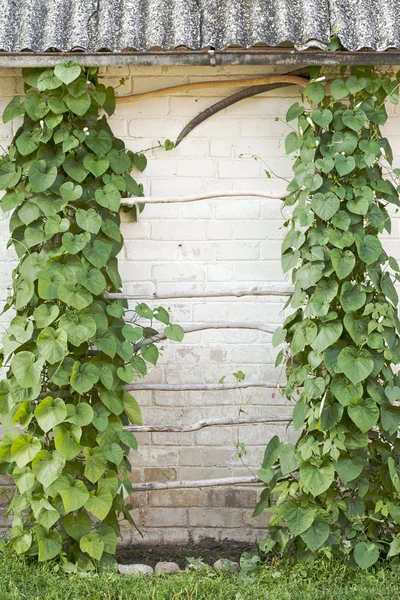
[1,49,400,68]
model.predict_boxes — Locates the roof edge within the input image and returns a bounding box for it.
[1,49,400,68]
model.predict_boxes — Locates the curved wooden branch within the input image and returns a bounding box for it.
[130,476,261,491]
[122,382,277,392]
[124,415,291,433]
[116,74,309,105]
[175,82,290,146]
[133,322,274,352]
[104,285,293,300]
[120,190,288,206]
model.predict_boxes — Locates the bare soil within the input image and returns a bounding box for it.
[117,541,255,568]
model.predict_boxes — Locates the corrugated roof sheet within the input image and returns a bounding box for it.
[0,0,398,53]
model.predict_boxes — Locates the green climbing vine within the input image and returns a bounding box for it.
[255,66,400,568]
[0,61,183,571]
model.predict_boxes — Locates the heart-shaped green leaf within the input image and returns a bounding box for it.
[63,512,92,541]
[57,282,93,310]
[356,234,383,265]
[311,192,340,221]
[330,79,349,100]
[58,312,96,346]
[95,184,121,211]
[59,181,83,201]
[286,102,304,122]
[70,361,99,394]
[34,397,67,433]
[63,154,89,183]
[342,108,367,132]
[332,131,358,154]
[306,82,325,104]
[32,450,65,488]
[28,160,57,192]
[62,232,89,254]
[311,108,333,128]
[331,375,363,406]
[337,347,374,385]
[353,542,379,569]
[315,157,334,174]
[80,268,107,296]
[65,92,91,116]
[385,386,400,404]
[85,130,113,156]
[330,249,355,279]
[83,154,110,177]
[37,327,68,364]
[335,154,356,176]
[76,208,102,234]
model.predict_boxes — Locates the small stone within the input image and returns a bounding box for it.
[187,563,207,571]
[155,561,181,574]
[213,559,240,572]
[118,564,154,575]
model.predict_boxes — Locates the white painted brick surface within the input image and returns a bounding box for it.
[1,64,400,546]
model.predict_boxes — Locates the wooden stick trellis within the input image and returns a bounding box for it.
[119,190,289,491]
[124,414,291,433]
[120,189,289,206]
[130,476,261,491]
[123,382,277,392]
[104,284,293,300]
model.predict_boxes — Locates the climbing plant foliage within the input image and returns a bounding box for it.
[0,62,183,571]
[255,66,400,569]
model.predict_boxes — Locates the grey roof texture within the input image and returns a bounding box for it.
[0,0,399,53]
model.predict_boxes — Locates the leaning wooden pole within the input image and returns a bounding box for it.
[116,74,309,104]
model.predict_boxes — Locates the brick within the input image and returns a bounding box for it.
[210,140,233,158]
[202,447,237,467]
[204,487,259,508]
[188,508,244,528]
[128,117,186,138]
[143,468,177,482]
[215,199,261,219]
[149,489,204,507]
[206,221,233,239]
[191,527,222,544]
[190,118,241,138]
[0,507,11,527]
[192,302,229,322]
[145,508,188,527]
[218,159,261,179]
[151,220,206,241]
[215,241,259,261]
[162,528,191,545]
[176,160,215,178]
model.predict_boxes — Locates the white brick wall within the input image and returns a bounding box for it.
[1,64,400,546]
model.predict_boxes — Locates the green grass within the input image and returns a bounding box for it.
[1,548,400,600]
